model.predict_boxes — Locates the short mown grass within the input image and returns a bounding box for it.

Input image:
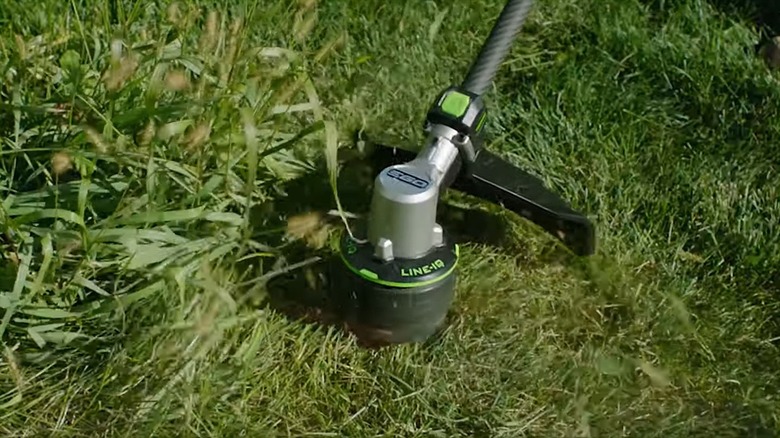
[2,0,780,436]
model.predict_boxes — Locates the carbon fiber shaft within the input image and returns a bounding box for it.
[461,0,534,96]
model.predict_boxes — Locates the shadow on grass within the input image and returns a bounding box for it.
[642,0,780,38]
[255,139,580,347]
[707,0,780,34]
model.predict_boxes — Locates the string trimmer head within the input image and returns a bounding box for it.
[328,0,596,344]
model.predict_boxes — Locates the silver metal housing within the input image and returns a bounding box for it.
[367,124,467,260]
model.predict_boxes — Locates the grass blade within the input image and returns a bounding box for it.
[0,251,31,339]
[13,209,85,227]
[115,207,206,225]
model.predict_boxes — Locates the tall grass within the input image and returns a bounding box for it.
[0,0,349,429]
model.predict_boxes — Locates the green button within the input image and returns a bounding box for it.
[440,91,470,117]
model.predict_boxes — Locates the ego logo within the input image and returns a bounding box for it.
[343,238,358,255]
[386,168,430,189]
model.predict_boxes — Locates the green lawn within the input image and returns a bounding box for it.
[2,0,780,436]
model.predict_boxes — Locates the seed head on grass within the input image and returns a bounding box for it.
[51,151,73,176]
[199,11,220,55]
[138,119,156,148]
[182,122,212,151]
[286,211,333,249]
[314,31,348,64]
[166,2,182,26]
[83,126,109,153]
[13,34,26,60]
[103,52,138,92]
[110,39,122,62]
[3,346,23,391]
[219,18,244,85]
[294,10,317,44]
[286,211,323,239]
[164,69,190,91]
[298,0,317,11]
[639,360,672,389]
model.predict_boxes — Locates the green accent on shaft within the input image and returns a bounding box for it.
[475,112,487,132]
[339,248,459,288]
[440,91,470,117]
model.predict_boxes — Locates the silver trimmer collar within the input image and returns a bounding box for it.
[366,124,468,261]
